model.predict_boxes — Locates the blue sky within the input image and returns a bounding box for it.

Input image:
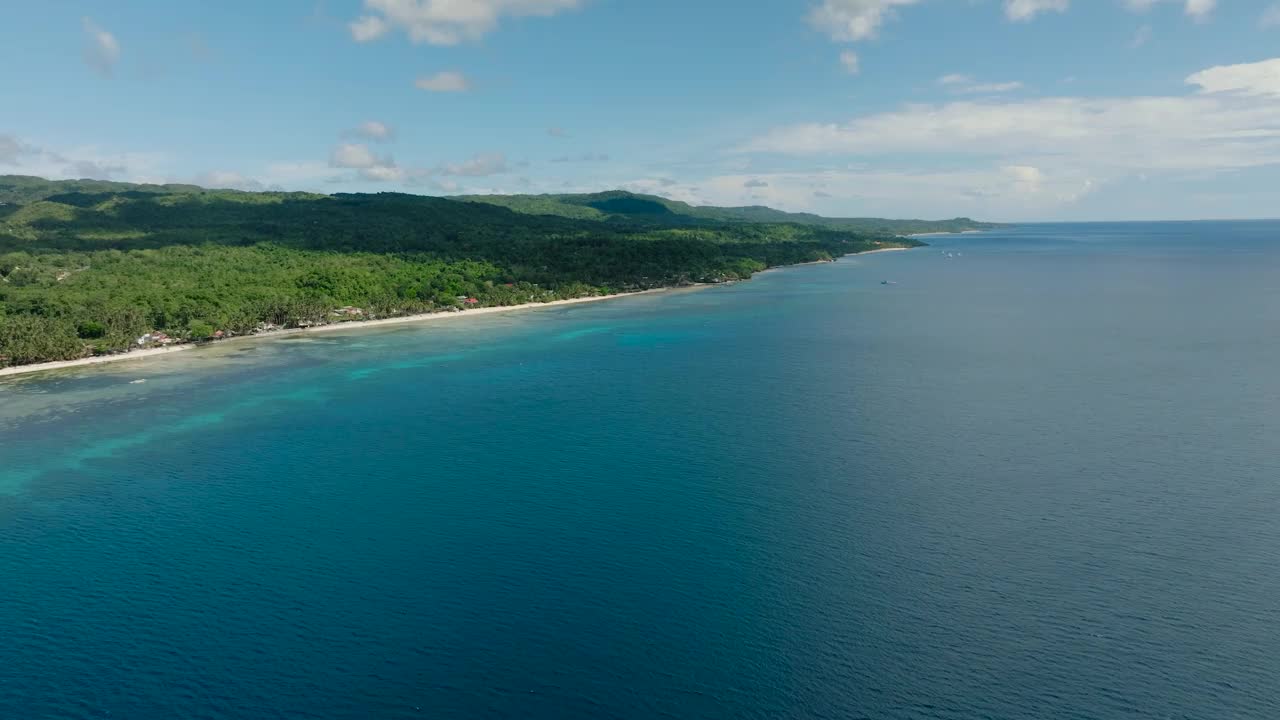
[2,0,1279,220]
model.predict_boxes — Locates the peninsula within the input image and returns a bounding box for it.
[0,176,995,371]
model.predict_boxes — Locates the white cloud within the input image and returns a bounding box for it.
[1184,0,1216,20]
[329,143,387,169]
[193,171,265,191]
[347,120,395,141]
[437,152,509,176]
[740,57,1280,213]
[1123,0,1217,19]
[808,0,920,42]
[938,74,1023,93]
[1003,164,1043,192]
[82,17,120,77]
[1187,58,1280,97]
[1263,4,1280,27]
[415,71,470,92]
[350,0,582,45]
[747,60,1280,171]
[839,50,860,74]
[0,134,28,165]
[66,160,127,179]
[680,166,1098,219]
[349,15,390,41]
[359,166,407,182]
[0,136,170,184]
[1004,0,1069,22]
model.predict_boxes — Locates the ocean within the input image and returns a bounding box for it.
[2,221,1278,719]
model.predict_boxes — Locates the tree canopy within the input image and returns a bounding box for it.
[0,176,955,367]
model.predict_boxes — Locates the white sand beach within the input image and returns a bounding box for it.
[0,290,664,379]
[0,246,919,380]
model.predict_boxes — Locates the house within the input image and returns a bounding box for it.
[463,297,480,306]
[213,330,226,339]
[135,332,174,347]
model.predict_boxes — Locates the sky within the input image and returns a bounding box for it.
[2,1,1279,221]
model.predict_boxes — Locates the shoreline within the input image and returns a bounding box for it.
[754,246,911,277]
[0,289,667,379]
[0,247,916,380]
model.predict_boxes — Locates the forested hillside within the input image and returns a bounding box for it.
[458,190,1001,235]
[0,176,932,367]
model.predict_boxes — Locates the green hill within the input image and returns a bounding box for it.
[0,176,955,367]
[457,190,1000,235]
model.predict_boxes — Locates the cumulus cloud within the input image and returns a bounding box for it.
[745,58,1280,174]
[349,14,390,41]
[349,0,582,45]
[0,134,173,183]
[1003,164,1043,192]
[1123,0,1217,19]
[808,0,921,42]
[437,152,509,176]
[347,120,395,141]
[739,56,1280,214]
[1184,0,1216,19]
[415,71,470,92]
[1186,58,1280,97]
[330,143,388,169]
[328,143,414,182]
[82,17,121,77]
[1004,0,1069,22]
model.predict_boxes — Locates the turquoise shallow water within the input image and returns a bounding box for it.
[2,222,1279,719]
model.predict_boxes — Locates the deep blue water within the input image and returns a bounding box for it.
[2,221,1279,719]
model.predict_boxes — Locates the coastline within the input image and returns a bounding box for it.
[754,246,911,277]
[0,246,916,380]
[0,290,668,379]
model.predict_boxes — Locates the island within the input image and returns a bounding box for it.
[0,176,996,370]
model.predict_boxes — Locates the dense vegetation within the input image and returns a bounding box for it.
[0,175,963,367]
[458,190,1001,236]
